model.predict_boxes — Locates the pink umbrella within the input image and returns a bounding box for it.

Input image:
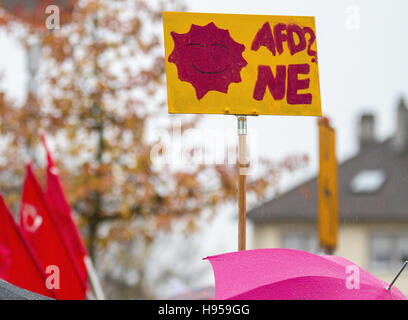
[204,248,407,300]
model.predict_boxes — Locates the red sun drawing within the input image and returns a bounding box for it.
[169,22,248,100]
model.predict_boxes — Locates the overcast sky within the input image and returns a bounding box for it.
[1,0,407,190]
[187,0,408,188]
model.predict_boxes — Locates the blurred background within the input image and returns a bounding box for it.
[0,0,407,299]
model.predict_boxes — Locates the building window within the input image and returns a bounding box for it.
[350,169,386,194]
[370,234,408,270]
[282,232,318,253]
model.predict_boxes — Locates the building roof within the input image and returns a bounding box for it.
[248,133,408,224]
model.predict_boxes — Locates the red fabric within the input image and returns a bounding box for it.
[0,195,55,298]
[42,136,88,289]
[19,164,86,300]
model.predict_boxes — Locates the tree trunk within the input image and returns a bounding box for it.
[87,13,104,264]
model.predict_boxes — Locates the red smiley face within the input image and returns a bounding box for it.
[169,22,248,100]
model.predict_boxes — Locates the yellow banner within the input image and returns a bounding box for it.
[318,119,338,250]
[163,12,322,116]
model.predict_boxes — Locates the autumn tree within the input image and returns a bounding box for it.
[0,0,308,298]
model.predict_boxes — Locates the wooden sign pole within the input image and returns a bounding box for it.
[318,117,338,255]
[163,12,323,254]
[237,116,247,251]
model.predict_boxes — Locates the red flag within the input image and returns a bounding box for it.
[41,136,88,289]
[19,164,87,300]
[0,195,55,298]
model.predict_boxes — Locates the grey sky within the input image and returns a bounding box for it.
[188,0,408,188]
[0,0,407,189]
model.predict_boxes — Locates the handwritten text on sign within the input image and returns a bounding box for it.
[163,12,321,116]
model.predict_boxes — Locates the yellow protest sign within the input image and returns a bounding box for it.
[163,12,322,116]
[318,118,338,251]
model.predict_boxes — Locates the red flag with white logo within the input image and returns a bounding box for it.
[0,195,55,298]
[19,164,86,300]
[41,136,88,289]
